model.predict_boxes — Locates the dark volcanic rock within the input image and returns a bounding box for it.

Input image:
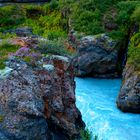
[0,60,49,140]
[0,56,85,140]
[41,55,85,139]
[73,34,120,78]
[117,65,140,113]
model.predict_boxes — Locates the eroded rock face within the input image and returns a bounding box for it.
[0,59,50,140]
[41,55,85,139]
[0,56,84,140]
[117,65,140,113]
[73,34,120,78]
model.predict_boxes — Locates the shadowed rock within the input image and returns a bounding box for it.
[73,34,120,78]
[117,65,140,113]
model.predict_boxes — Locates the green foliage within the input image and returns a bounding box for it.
[23,56,33,64]
[0,59,6,69]
[59,0,121,35]
[0,115,4,122]
[47,30,67,40]
[0,33,17,39]
[117,1,140,25]
[117,1,140,13]
[117,10,130,25]
[131,7,140,24]
[73,9,103,35]
[0,41,20,69]
[38,38,72,56]
[115,1,140,70]
[1,0,140,70]
[0,3,67,38]
[107,30,125,40]
[0,5,26,31]
[128,33,140,70]
[71,1,104,35]
[108,1,140,40]
[80,129,92,140]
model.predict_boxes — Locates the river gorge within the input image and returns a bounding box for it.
[0,1,140,140]
[76,78,140,140]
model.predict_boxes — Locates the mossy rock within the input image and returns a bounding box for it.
[0,115,4,122]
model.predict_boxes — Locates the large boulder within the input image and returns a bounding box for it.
[41,55,85,139]
[73,34,120,78]
[117,65,140,113]
[0,56,85,140]
[0,60,50,140]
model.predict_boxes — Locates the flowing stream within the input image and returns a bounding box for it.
[75,77,140,140]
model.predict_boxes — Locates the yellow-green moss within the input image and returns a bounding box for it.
[0,41,20,69]
[0,115,4,122]
[127,32,140,71]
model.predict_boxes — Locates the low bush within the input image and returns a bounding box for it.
[128,33,140,70]
[38,38,72,56]
[0,41,20,69]
[80,129,92,140]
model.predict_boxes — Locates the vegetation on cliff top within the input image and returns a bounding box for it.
[127,6,140,71]
[1,0,140,70]
[0,41,20,69]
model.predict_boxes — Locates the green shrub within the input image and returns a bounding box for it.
[107,30,125,40]
[131,6,140,24]
[0,41,20,69]
[0,115,4,122]
[0,33,17,39]
[0,3,67,38]
[0,5,26,31]
[73,9,103,35]
[128,33,140,70]
[117,1,140,13]
[38,38,71,56]
[80,129,92,140]
[117,10,130,25]
[108,1,140,40]
[47,30,67,40]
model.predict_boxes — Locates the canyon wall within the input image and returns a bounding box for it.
[0,55,85,140]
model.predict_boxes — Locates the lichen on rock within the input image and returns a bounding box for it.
[0,55,85,140]
[0,67,13,79]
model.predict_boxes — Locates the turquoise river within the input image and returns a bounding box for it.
[75,78,140,140]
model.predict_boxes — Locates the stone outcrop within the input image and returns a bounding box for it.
[0,56,85,140]
[117,64,140,113]
[42,55,85,139]
[73,34,120,78]
[6,27,34,37]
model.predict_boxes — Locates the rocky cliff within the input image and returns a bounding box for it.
[117,64,140,113]
[73,34,121,78]
[0,55,85,140]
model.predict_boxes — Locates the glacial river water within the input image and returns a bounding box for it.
[75,77,140,140]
